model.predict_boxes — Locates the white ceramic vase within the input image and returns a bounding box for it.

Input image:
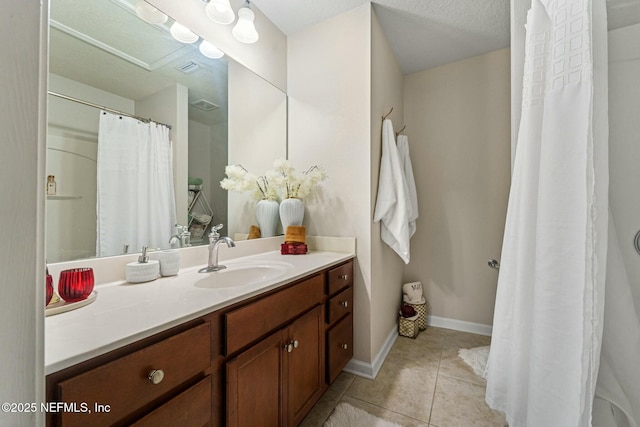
[256,199,280,237]
[280,198,305,230]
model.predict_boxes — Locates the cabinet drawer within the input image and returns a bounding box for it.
[57,322,211,427]
[226,274,324,355]
[327,314,353,384]
[327,261,353,296]
[327,286,353,325]
[131,376,211,427]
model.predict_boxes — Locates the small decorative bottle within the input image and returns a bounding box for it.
[46,175,57,195]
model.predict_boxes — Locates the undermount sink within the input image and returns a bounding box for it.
[194,261,294,289]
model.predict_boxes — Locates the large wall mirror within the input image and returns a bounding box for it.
[46,0,287,262]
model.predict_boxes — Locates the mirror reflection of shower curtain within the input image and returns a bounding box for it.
[96,111,176,257]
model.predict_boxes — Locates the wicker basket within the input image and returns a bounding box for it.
[398,314,420,338]
[406,301,427,330]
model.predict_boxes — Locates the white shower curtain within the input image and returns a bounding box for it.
[485,0,610,426]
[97,111,176,257]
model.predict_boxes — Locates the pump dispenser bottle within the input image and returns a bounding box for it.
[125,246,160,283]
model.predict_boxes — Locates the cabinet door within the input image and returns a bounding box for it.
[286,306,324,426]
[226,329,285,427]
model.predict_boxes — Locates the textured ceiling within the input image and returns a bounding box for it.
[251,0,511,74]
[250,0,640,74]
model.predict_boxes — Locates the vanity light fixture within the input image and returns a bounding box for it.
[199,40,225,59]
[232,1,259,44]
[170,21,199,44]
[134,0,168,25]
[205,0,235,25]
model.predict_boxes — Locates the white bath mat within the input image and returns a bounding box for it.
[458,345,490,379]
[324,402,402,427]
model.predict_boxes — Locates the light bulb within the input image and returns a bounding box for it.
[170,22,199,44]
[205,0,235,25]
[232,7,259,44]
[134,1,168,24]
[199,40,224,59]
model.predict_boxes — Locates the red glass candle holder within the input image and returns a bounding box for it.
[46,274,54,306]
[58,268,94,303]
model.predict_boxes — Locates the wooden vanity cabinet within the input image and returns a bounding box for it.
[325,261,354,384]
[46,319,214,427]
[225,274,325,427]
[46,258,354,427]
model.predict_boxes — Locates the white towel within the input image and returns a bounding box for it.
[373,119,411,263]
[397,134,419,237]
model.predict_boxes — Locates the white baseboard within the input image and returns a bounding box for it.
[341,316,491,380]
[428,315,492,336]
[343,326,398,380]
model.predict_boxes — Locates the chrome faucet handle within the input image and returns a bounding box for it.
[208,224,224,241]
[208,224,223,244]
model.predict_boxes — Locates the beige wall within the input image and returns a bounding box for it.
[0,2,46,425]
[147,0,287,92]
[402,49,511,326]
[288,5,374,363]
[370,11,405,360]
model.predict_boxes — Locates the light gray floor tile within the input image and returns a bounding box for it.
[345,357,436,422]
[300,389,342,427]
[329,372,356,395]
[438,346,486,386]
[429,376,507,427]
[340,396,429,427]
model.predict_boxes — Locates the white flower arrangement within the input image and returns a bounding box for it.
[220,161,327,201]
[220,165,278,201]
[271,159,327,200]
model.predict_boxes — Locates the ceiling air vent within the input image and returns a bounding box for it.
[175,60,202,74]
[190,99,220,111]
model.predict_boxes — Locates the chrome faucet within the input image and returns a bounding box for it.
[198,224,235,273]
[169,224,189,248]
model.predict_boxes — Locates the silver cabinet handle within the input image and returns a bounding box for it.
[147,369,165,385]
[340,301,348,308]
[341,344,348,350]
[340,274,349,280]
[284,340,299,352]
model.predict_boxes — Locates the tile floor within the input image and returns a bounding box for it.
[301,327,508,427]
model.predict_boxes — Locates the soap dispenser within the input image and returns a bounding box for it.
[125,246,160,283]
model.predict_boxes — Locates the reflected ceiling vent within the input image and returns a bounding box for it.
[175,60,202,74]
[190,99,219,111]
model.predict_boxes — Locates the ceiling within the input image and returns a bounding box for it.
[251,0,640,75]
[251,0,511,75]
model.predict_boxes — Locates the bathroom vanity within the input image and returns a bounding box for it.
[45,247,354,426]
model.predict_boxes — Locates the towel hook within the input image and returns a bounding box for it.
[382,107,393,121]
[395,125,406,138]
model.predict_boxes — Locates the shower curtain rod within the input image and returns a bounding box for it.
[47,91,172,130]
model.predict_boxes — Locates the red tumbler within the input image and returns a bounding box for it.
[58,268,94,303]
[46,273,53,306]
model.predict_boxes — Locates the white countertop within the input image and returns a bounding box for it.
[45,249,354,375]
